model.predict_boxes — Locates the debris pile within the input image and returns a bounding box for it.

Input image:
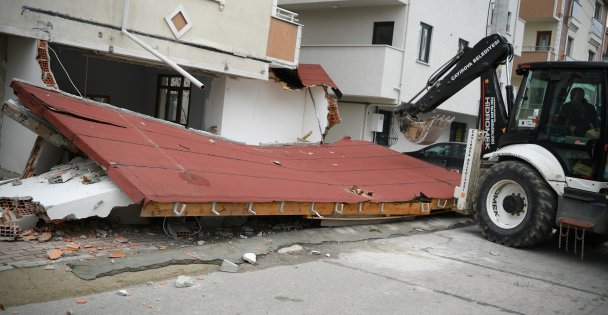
[0,197,45,240]
[0,157,133,225]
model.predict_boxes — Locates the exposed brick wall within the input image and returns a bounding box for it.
[36,40,58,89]
[557,0,571,61]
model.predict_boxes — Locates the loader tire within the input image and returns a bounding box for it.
[475,161,557,247]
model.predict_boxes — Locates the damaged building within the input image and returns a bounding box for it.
[0,0,461,238]
[0,0,341,174]
[1,80,459,238]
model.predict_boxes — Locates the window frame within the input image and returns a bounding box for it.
[418,22,433,63]
[535,31,552,51]
[594,1,603,19]
[372,21,395,46]
[155,75,192,126]
[565,36,574,57]
[458,38,469,53]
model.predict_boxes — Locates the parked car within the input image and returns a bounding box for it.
[404,142,466,171]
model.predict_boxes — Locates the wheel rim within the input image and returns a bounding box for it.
[485,179,527,229]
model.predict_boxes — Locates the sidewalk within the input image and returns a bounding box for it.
[0,216,310,271]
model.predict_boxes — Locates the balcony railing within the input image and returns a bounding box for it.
[273,6,299,23]
[521,45,552,52]
[514,47,556,65]
[299,45,403,101]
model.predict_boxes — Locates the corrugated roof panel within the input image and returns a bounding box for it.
[11,80,460,205]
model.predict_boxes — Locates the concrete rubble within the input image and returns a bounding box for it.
[0,157,134,240]
[220,259,239,273]
[278,244,304,254]
[175,276,196,288]
[242,253,256,264]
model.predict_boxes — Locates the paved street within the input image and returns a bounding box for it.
[6,223,608,314]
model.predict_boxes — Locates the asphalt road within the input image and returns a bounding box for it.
[8,225,608,314]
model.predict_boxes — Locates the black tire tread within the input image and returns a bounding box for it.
[474,161,557,247]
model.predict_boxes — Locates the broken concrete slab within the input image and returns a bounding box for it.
[68,216,473,280]
[0,158,133,221]
[220,260,239,273]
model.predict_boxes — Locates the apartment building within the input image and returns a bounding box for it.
[279,0,523,153]
[515,0,608,85]
[0,0,344,174]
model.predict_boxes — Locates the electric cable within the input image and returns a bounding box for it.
[47,45,82,97]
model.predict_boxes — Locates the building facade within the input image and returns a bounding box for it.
[280,0,523,153]
[0,0,345,174]
[515,0,608,85]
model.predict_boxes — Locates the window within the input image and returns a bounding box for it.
[374,110,397,147]
[156,75,191,126]
[418,23,433,63]
[535,31,551,51]
[450,122,467,142]
[565,36,574,57]
[164,5,193,39]
[589,50,596,61]
[594,1,602,19]
[506,11,512,33]
[512,68,605,179]
[372,22,394,46]
[458,39,469,53]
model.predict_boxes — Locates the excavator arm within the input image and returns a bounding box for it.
[394,34,514,144]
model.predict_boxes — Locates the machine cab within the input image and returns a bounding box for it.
[506,62,607,181]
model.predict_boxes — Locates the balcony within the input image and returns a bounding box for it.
[513,46,556,65]
[589,18,604,47]
[299,45,403,102]
[266,7,302,67]
[520,0,561,21]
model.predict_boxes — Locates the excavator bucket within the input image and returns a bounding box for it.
[398,114,455,145]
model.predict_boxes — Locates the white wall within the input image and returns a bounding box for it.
[219,77,330,144]
[298,6,407,47]
[1,36,42,173]
[401,0,488,113]
[205,76,226,133]
[324,102,369,142]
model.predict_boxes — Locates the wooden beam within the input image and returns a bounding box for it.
[140,199,455,218]
[2,99,79,153]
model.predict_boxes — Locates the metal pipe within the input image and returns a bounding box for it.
[121,0,205,89]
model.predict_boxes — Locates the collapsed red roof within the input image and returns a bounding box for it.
[11,80,460,205]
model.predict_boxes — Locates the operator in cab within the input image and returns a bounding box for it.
[558,87,599,138]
